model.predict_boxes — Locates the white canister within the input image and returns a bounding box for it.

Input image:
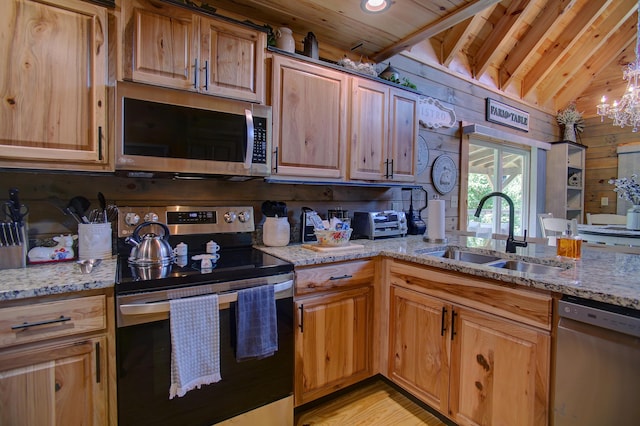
[627,205,640,230]
[276,27,295,53]
[263,216,290,247]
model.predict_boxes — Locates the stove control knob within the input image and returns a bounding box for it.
[125,212,140,226]
[223,211,237,223]
[144,212,159,222]
[238,210,251,223]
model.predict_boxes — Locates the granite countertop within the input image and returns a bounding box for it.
[2,236,639,310]
[0,257,117,302]
[259,235,640,310]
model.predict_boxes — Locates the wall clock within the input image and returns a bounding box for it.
[416,135,429,175]
[432,154,457,195]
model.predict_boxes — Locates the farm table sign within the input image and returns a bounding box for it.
[486,98,529,132]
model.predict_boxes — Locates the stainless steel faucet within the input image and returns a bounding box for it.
[474,192,528,253]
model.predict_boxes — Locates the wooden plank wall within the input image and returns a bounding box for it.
[391,53,558,232]
[579,116,637,217]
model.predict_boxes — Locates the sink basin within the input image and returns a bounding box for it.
[489,260,568,275]
[420,248,502,264]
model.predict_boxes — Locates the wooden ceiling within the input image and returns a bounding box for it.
[207,0,638,116]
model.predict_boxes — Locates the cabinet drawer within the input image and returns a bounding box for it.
[295,260,375,295]
[0,295,106,348]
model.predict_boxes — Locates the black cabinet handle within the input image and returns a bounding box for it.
[389,159,394,179]
[95,341,101,383]
[329,274,353,280]
[298,305,304,333]
[384,159,390,178]
[204,60,209,91]
[451,309,458,340]
[273,147,279,173]
[441,307,447,336]
[194,58,199,88]
[12,315,71,330]
[98,126,103,161]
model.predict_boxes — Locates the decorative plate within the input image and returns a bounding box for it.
[416,135,429,175]
[432,154,457,195]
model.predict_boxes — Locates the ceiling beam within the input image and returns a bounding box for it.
[554,21,637,111]
[499,0,576,89]
[522,0,612,97]
[371,0,503,63]
[473,0,534,78]
[441,18,475,67]
[537,0,637,104]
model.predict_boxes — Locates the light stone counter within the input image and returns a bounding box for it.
[0,256,117,301]
[2,236,639,310]
[259,235,640,310]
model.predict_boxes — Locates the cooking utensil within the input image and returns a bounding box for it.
[98,192,107,222]
[126,221,175,265]
[68,196,91,224]
[5,188,28,225]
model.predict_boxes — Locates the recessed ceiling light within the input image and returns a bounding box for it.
[361,0,391,13]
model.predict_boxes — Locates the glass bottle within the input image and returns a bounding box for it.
[557,223,581,259]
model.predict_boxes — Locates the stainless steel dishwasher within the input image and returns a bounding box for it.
[553,295,640,425]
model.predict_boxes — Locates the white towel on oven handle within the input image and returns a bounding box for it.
[169,293,221,399]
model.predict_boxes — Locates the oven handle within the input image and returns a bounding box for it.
[119,280,293,316]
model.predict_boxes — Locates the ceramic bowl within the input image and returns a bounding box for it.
[314,229,353,246]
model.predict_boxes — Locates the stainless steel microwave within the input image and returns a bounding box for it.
[116,81,272,178]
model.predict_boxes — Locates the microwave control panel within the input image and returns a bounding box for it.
[252,117,268,164]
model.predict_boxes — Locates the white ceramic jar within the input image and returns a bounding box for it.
[276,27,295,53]
[263,216,290,246]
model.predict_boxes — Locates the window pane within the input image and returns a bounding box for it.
[467,140,529,237]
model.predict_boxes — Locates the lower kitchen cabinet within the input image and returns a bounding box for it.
[294,260,375,406]
[0,292,110,425]
[387,260,552,426]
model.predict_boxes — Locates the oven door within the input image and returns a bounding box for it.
[116,279,293,426]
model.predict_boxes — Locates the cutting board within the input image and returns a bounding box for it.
[302,243,365,252]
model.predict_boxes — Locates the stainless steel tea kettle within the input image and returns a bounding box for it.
[126,221,175,265]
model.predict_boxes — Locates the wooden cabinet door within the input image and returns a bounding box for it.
[272,56,348,179]
[349,78,389,180]
[349,79,417,182]
[0,336,107,426]
[388,285,450,414]
[449,307,550,426]
[123,0,199,91]
[200,18,265,102]
[0,0,107,169]
[294,286,372,405]
[388,88,418,182]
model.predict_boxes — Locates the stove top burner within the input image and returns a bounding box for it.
[116,247,293,295]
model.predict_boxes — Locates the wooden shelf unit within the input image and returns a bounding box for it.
[546,141,586,222]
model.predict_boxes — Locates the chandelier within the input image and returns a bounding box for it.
[597,2,640,132]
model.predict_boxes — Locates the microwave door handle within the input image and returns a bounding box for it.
[244,109,254,169]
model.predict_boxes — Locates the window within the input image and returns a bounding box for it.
[466,139,530,237]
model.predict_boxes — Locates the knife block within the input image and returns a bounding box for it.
[0,245,25,269]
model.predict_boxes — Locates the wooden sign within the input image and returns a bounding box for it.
[418,97,456,128]
[486,98,529,132]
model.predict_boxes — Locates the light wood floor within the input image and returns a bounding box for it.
[295,379,448,426]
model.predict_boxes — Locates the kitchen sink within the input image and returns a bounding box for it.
[489,260,568,275]
[419,248,502,264]
[419,247,572,276]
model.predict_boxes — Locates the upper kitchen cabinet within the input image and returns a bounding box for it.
[271,55,348,179]
[0,0,108,171]
[350,78,418,182]
[122,0,265,103]
[546,141,586,222]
